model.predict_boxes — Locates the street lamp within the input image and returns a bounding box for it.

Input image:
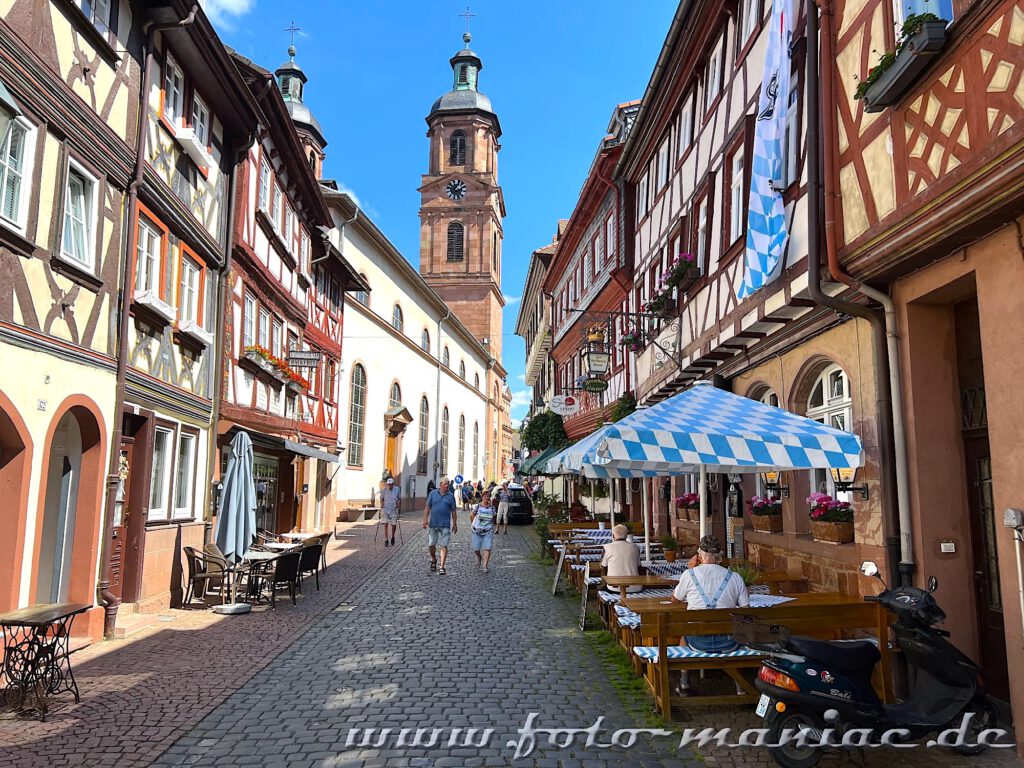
[0,80,22,148]
[759,469,789,498]
[829,466,869,499]
[583,326,610,378]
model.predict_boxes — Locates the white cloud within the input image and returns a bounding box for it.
[516,373,526,382]
[336,182,362,209]
[201,0,255,28]
[511,418,522,429]
[510,390,531,409]
[503,294,521,306]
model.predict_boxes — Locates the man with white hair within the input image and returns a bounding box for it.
[422,476,457,574]
[600,523,642,593]
[380,476,401,547]
[671,535,749,696]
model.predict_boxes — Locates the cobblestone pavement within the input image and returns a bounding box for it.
[0,521,399,768]
[152,526,699,768]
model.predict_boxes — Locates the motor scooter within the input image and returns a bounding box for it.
[752,561,998,768]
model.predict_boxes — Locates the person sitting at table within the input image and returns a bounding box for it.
[671,535,749,696]
[601,524,643,593]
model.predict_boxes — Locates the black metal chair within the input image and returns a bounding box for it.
[298,543,323,592]
[183,546,226,604]
[267,552,301,609]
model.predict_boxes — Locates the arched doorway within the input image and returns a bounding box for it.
[31,401,106,608]
[0,391,32,612]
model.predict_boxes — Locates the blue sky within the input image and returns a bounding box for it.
[209,0,674,425]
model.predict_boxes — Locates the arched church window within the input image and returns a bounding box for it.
[389,382,402,409]
[346,364,366,467]
[421,328,430,352]
[440,407,450,476]
[392,304,404,332]
[459,360,466,380]
[450,131,466,166]
[417,397,429,474]
[447,222,464,262]
[474,373,480,390]
[442,346,450,367]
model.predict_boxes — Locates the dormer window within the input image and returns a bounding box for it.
[449,131,466,166]
[458,64,468,84]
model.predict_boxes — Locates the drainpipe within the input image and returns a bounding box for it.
[96,5,199,640]
[434,309,452,483]
[806,0,902,585]
[818,0,914,582]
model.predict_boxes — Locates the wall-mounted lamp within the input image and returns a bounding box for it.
[759,469,789,498]
[829,467,869,499]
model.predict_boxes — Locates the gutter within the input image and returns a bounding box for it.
[818,0,913,582]
[97,4,200,640]
[807,0,903,585]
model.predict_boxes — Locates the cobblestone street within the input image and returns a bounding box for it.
[2,525,1021,767]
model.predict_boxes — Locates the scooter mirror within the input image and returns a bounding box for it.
[860,561,879,577]
[927,576,938,592]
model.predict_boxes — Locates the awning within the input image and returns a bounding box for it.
[519,445,562,476]
[226,426,340,464]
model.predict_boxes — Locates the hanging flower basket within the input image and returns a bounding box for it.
[856,14,948,113]
[676,493,700,522]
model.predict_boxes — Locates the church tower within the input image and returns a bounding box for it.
[276,45,326,179]
[419,32,506,362]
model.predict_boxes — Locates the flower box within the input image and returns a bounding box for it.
[861,21,948,113]
[177,319,212,348]
[811,520,854,544]
[674,266,702,293]
[240,349,275,376]
[752,514,783,533]
[286,380,304,394]
[133,289,175,324]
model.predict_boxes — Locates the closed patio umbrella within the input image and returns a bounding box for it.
[212,431,257,613]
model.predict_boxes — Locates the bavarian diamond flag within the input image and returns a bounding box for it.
[736,0,794,299]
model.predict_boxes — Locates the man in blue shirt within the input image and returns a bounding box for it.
[422,476,458,574]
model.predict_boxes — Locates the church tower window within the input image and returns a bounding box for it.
[458,64,469,84]
[450,131,466,166]
[447,222,465,261]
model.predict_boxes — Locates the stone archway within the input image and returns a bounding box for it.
[30,398,107,609]
[0,390,32,612]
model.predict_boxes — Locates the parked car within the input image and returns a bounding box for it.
[506,484,534,524]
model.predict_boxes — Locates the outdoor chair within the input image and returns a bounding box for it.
[183,546,226,605]
[317,532,331,572]
[256,530,278,546]
[267,552,301,609]
[298,542,323,592]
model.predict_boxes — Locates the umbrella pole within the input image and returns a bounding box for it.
[642,480,651,561]
[610,480,616,528]
[699,465,708,539]
[589,479,594,517]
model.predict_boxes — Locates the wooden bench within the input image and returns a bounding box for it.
[624,593,894,721]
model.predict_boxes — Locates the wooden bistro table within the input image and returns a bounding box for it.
[0,602,90,720]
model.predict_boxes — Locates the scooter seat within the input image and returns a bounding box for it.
[787,636,880,674]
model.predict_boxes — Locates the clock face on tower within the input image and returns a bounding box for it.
[445,179,468,200]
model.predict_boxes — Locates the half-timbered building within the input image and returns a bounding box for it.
[0,0,143,638]
[616,0,889,575]
[515,224,561,424]
[115,4,258,614]
[830,0,1024,724]
[220,48,364,538]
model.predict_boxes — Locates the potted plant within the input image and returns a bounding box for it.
[855,12,949,112]
[807,492,855,544]
[620,329,645,353]
[676,492,700,522]
[663,252,701,291]
[747,495,783,533]
[729,561,761,587]
[660,535,678,562]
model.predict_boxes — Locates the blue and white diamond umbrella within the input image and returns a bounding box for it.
[579,382,864,541]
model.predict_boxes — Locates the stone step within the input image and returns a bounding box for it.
[112,612,165,640]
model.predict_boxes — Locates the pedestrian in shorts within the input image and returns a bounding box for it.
[470,492,496,572]
[380,477,400,547]
[422,476,457,574]
[494,481,511,534]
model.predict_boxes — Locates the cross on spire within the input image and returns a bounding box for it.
[285,21,302,49]
[459,6,476,45]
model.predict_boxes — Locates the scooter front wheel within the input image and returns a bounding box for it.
[765,707,825,768]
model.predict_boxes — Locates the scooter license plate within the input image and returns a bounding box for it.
[755,694,771,718]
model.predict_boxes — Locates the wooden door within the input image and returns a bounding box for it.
[107,437,135,600]
[964,435,1010,700]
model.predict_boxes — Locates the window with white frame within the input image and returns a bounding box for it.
[0,118,34,233]
[806,364,853,497]
[243,294,256,348]
[258,308,270,349]
[656,135,670,190]
[605,214,615,264]
[272,318,283,357]
[179,256,201,324]
[417,397,429,474]
[61,162,97,271]
[173,431,196,519]
[300,230,310,272]
[136,216,162,293]
[696,196,709,266]
[148,425,173,520]
[421,327,430,352]
[595,231,604,272]
[283,205,293,242]
[637,174,649,219]
[163,55,185,126]
[729,147,745,244]
[347,364,366,467]
[783,71,801,187]
[678,95,694,158]
[705,42,723,110]
[258,160,270,211]
[741,0,760,45]
[271,184,282,233]
[192,93,210,148]
[77,0,114,33]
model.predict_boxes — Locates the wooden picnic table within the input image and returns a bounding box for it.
[621,590,862,613]
[603,574,679,601]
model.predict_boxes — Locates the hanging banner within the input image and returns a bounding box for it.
[736,0,794,299]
